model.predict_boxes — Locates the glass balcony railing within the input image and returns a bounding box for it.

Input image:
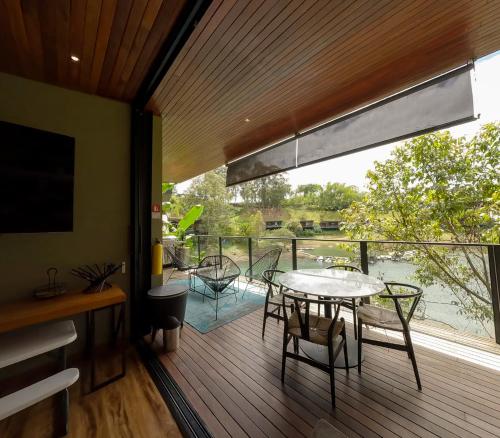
[181,234,499,344]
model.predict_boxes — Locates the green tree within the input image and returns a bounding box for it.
[237,211,265,236]
[182,167,235,235]
[342,123,500,335]
[291,184,323,208]
[238,173,291,208]
[319,182,362,211]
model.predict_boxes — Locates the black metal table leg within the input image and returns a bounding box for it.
[89,302,126,392]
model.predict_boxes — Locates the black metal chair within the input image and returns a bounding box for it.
[281,292,348,408]
[357,281,423,390]
[192,255,241,320]
[243,248,282,297]
[326,265,362,338]
[261,269,299,338]
[164,245,198,288]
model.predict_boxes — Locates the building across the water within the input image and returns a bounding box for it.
[300,220,314,230]
[319,220,340,230]
[265,220,283,230]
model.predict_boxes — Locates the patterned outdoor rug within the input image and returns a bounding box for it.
[168,279,266,333]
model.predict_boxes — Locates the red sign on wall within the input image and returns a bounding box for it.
[152,203,161,213]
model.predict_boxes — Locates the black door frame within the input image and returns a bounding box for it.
[129,2,213,437]
[130,0,213,340]
[130,107,153,339]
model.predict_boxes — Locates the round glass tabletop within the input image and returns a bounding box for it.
[279,268,385,299]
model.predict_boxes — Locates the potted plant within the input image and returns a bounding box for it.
[162,183,204,264]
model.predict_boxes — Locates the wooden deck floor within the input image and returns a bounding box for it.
[0,349,181,438]
[152,303,500,438]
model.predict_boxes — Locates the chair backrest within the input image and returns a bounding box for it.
[326,264,361,272]
[246,248,282,280]
[198,255,241,280]
[262,269,284,298]
[380,282,423,325]
[282,292,343,342]
[164,246,191,270]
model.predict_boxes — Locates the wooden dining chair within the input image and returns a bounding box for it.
[326,265,362,338]
[281,292,348,408]
[357,281,423,390]
[261,269,291,338]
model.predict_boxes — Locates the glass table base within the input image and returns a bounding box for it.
[299,337,362,368]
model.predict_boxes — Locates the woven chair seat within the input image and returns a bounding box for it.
[288,311,344,347]
[268,292,306,306]
[357,305,404,331]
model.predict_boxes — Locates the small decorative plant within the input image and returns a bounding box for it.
[162,183,204,263]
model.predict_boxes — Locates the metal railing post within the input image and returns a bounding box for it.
[218,236,223,264]
[360,241,370,304]
[488,245,500,344]
[292,239,297,270]
[248,237,253,278]
[197,235,201,263]
[360,241,369,274]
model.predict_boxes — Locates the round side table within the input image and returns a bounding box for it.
[147,284,188,352]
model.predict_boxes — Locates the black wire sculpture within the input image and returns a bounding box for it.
[71,263,120,293]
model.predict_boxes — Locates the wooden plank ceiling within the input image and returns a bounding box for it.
[0,0,186,102]
[147,0,500,182]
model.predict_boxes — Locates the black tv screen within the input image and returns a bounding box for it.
[0,121,75,233]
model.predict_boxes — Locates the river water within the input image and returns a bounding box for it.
[209,238,494,339]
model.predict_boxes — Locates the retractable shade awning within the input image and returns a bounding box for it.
[147,1,500,183]
[226,65,476,186]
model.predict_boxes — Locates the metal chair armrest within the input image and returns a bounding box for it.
[378,292,422,300]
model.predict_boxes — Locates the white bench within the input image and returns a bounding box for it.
[0,320,77,369]
[0,368,79,421]
[0,320,78,435]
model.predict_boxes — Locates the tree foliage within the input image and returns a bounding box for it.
[287,182,362,210]
[318,182,363,211]
[238,174,291,208]
[342,123,500,334]
[181,167,235,235]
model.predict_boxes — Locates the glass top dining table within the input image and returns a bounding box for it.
[279,268,386,368]
[279,268,385,299]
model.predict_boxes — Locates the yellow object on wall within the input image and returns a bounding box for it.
[152,241,163,275]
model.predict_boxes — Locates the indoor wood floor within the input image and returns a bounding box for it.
[0,349,181,438]
[154,307,500,438]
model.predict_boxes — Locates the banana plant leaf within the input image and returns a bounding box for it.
[177,204,204,236]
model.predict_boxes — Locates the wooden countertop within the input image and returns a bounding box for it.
[0,285,127,334]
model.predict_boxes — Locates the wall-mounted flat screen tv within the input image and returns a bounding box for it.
[0,121,75,233]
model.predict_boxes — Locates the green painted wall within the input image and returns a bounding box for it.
[0,73,132,353]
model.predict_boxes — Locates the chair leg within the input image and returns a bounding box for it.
[342,322,349,373]
[352,299,357,340]
[54,388,69,437]
[242,279,249,299]
[357,319,363,374]
[262,299,269,339]
[151,328,158,344]
[328,342,336,408]
[404,330,422,390]
[281,333,289,383]
[277,305,281,325]
[215,291,219,320]
[402,330,412,358]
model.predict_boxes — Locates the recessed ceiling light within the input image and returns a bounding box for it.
[244,118,250,122]
[70,55,80,62]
